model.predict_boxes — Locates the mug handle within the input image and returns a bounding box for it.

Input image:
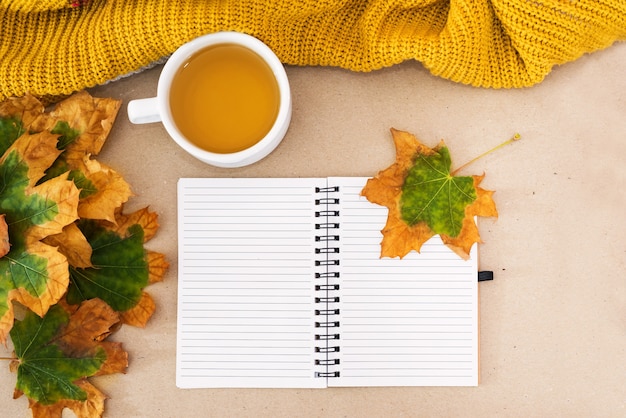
[127,97,161,124]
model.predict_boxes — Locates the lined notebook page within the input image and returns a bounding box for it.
[177,178,325,388]
[177,177,479,389]
[331,177,478,387]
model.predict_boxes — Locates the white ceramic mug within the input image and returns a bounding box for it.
[127,32,291,168]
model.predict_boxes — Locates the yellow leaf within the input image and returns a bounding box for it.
[43,223,93,269]
[76,157,133,223]
[44,91,121,158]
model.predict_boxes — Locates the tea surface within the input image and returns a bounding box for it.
[170,44,280,154]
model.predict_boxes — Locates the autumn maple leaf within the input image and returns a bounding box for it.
[362,128,498,260]
[10,298,128,418]
[65,207,168,327]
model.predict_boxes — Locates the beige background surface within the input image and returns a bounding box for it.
[1,40,625,417]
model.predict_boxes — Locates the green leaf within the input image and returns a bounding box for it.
[68,222,148,311]
[10,305,106,405]
[400,145,476,237]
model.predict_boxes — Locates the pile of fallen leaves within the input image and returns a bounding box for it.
[362,128,499,260]
[0,92,168,417]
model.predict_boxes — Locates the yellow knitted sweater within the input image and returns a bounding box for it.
[1,0,625,101]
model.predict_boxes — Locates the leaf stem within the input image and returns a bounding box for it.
[0,356,17,361]
[452,133,521,175]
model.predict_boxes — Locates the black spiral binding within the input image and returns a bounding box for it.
[314,186,341,379]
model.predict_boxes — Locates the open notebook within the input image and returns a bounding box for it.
[176,177,479,388]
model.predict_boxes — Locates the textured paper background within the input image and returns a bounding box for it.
[1,41,625,417]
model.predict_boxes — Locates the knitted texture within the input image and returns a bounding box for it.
[1,0,625,101]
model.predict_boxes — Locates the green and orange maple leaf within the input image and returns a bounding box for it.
[10,298,127,417]
[362,128,499,260]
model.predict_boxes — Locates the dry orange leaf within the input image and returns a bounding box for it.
[362,128,498,260]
